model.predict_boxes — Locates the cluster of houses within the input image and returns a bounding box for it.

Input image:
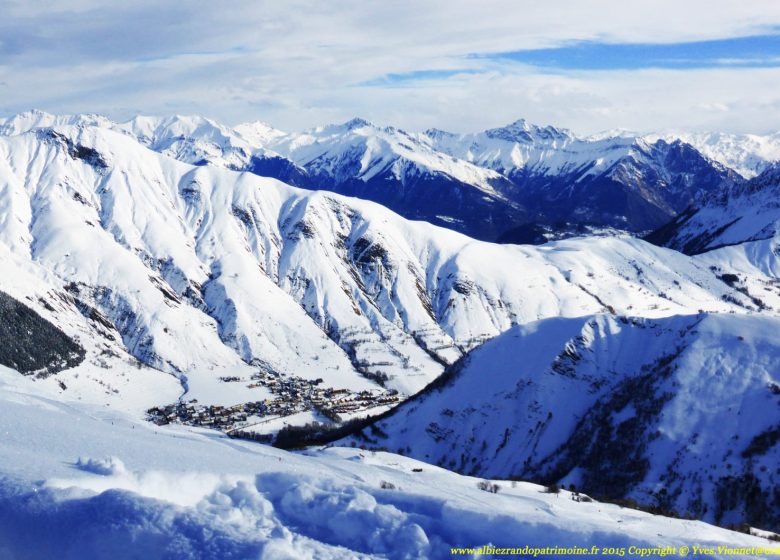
[146,400,258,429]
[146,369,401,432]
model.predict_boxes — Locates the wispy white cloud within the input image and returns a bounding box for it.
[1,0,780,133]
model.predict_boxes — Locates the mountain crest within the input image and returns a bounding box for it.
[484,118,570,143]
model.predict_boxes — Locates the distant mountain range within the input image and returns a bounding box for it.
[4,110,772,243]
[647,162,780,254]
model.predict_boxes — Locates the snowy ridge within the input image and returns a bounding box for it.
[0,109,114,136]
[647,164,780,255]
[647,131,780,179]
[120,114,259,170]
[342,313,780,531]
[0,111,746,240]
[421,118,626,177]
[0,121,767,415]
[423,124,742,234]
[272,118,508,194]
[253,118,531,241]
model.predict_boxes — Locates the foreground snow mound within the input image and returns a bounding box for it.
[75,456,127,476]
[0,379,772,560]
[342,313,780,532]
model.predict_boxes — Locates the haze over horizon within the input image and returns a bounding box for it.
[3,1,780,135]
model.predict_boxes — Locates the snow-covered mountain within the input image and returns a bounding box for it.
[647,131,780,179]
[259,118,532,241]
[0,110,114,135]
[324,129,780,532]
[423,121,742,236]
[1,111,746,242]
[2,112,780,545]
[647,163,780,255]
[228,117,743,239]
[0,110,290,178]
[1,120,767,411]
[341,312,780,531]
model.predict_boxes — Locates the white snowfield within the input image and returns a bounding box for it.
[0,367,774,560]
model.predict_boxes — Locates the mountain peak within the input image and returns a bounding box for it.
[739,159,780,196]
[424,127,456,140]
[15,108,54,118]
[0,110,114,136]
[233,120,286,145]
[484,118,570,143]
[343,117,374,130]
[308,117,376,136]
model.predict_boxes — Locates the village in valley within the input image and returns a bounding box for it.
[146,368,401,434]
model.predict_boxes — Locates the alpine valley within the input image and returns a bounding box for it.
[1,110,779,558]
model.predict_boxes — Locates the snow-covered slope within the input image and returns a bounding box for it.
[647,164,780,255]
[424,121,742,234]
[261,118,529,240]
[342,313,780,532]
[648,131,780,179]
[0,241,184,416]
[0,121,766,417]
[0,290,85,376]
[0,366,774,560]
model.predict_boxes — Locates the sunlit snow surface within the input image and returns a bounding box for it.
[647,131,780,179]
[340,313,780,532]
[0,367,772,560]
[0,119,770,416]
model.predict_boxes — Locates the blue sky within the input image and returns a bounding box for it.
[360,69,483,87]
[375,33,780,87]
[2,1,780,134]
[481,33,780,71]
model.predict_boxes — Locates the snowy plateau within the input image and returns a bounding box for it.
[0,111,779,558]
